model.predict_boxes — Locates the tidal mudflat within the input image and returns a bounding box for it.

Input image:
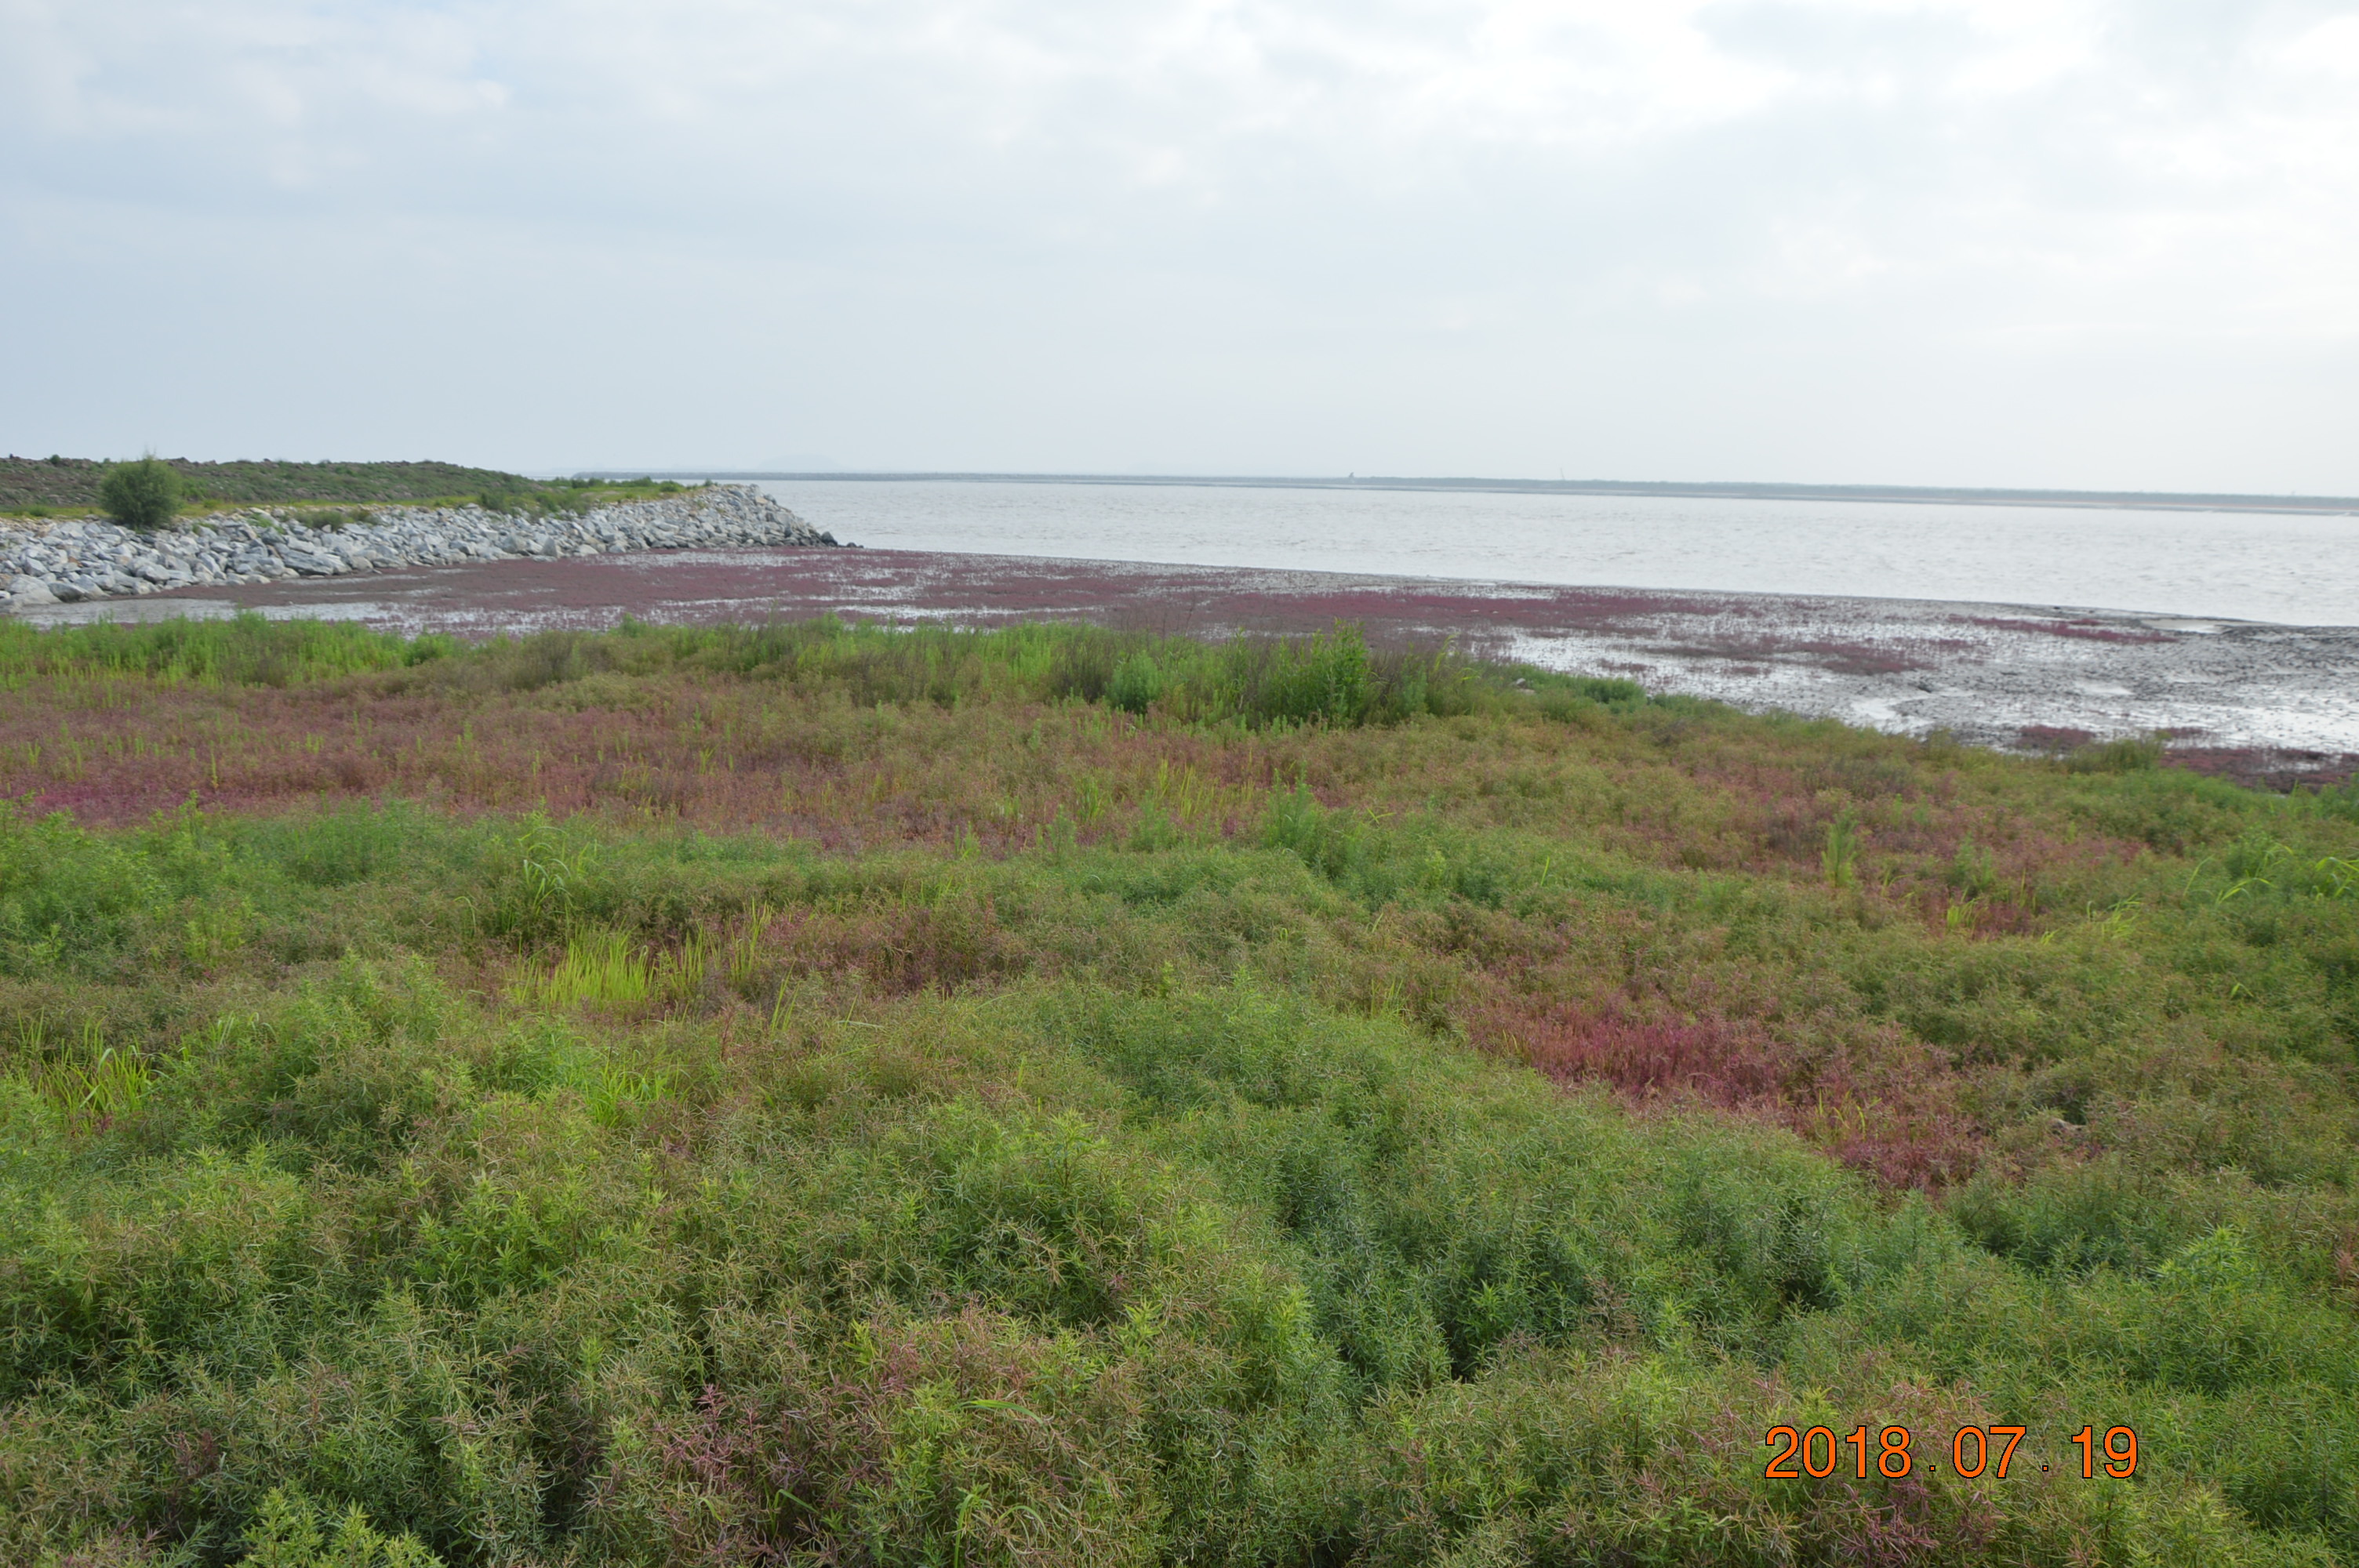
[25,544,2357,788]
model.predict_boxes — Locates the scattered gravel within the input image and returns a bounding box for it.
[0,485,839,608]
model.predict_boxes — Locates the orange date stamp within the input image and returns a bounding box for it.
[1764,1425,2139,1480]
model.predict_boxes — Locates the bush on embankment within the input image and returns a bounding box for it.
[96,456,184,532]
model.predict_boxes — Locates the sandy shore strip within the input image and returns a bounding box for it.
[14,544,2356,788]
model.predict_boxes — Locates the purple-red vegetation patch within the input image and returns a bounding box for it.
[1652,633,1936,677]
[2016,724,2095,753]
[2165,746,2359,793]
[1463,996,1983,1190]
[150,549,1757,647]
[1964,615,2173,645]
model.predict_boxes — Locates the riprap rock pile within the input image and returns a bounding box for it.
[0,485,838,608]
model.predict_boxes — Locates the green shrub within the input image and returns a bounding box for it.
[292,507,368,530]
[1108,652,1166,714]
[1822,808,1861,887]
[1949,835,2001,898]
[0,612,411,686]
[1253,623,1372,726]
[232,1488,444,1567]
[2069,734,2165,773]
[2311,776,2359,825]
[0,805,165,973]
[97,456,183,532]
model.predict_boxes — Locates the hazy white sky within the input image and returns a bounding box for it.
[5,0,2356,489]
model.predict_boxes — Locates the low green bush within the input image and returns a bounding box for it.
[97,456,182,531]
[2069,733,2165,773]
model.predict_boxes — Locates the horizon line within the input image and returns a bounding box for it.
[572,470,2359,518]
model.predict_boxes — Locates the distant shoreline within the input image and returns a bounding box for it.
[587,470,2359,519]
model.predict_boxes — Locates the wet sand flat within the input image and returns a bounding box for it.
[22,544,2357,786]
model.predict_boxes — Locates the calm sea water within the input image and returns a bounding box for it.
[748,479,2359,626]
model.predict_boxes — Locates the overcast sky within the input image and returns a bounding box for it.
[5,0,2355,490]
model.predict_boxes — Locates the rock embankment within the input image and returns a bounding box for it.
[0,485,838,608]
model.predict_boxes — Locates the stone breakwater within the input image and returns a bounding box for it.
[0,485,839,608]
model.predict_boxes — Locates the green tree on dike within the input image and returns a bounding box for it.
[98,455,183,532]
